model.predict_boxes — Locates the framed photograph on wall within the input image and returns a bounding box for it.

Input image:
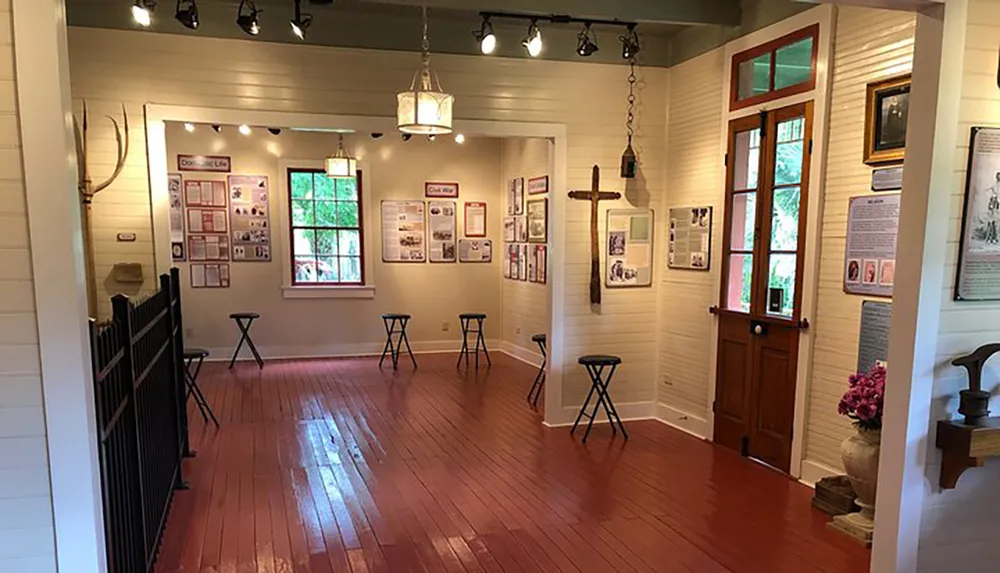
[956,127,1000,300]
[425,182,459,198]
[528,175,549,195]
[864,74,910,166]
[527,198,548,243]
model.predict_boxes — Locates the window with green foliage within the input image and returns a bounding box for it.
[288,169,364,285]
[731,24,818,110]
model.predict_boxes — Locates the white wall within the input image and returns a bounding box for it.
[917,0,1000,569]
[806,6,916,474]
[165,124,505,357]
[501,137,552,362]
[67,27,668,415]
[0,1,56,571]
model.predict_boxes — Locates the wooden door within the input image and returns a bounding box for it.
[713,102,812,473]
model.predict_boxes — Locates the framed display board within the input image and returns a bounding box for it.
[527,198,548,243]
[843,194,899,297]
[459,239,492,263]
[186,208,228,234]
[184,179,227,207]
[228,175,271,262]
[168,173,185,261]
[956,127,1000,300]
[190,263,231,288]
[464,202,487,237]
[187,234,231,262]
[381,200,426,262]
[428,200,457,263]
[503,217,516,242]
[530,245,547,284]
[857,301,892,373]
[606,209,654,288]
[668,206,712,270]
[507,177,524,215]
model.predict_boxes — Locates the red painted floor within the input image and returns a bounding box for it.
[155,353,869,573]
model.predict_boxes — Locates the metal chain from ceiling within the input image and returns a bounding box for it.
[625,55,637,145]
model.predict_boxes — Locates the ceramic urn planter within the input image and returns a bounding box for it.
[829,428,881,546]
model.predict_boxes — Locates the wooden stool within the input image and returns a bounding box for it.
[457,313,491,369]
[526,334,547,407]
[571,355,628,443]
[380,313,417,370]
[183,348,220,428]
[228,312,264,369]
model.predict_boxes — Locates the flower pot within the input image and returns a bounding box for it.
[828,428,881,546]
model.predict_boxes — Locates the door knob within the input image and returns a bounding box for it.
[753,325,763,335]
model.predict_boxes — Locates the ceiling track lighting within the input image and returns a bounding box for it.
[211,124,222,133]
[620,24,641,60]
[522,20,543,58]
[267,127,282,135]
[237,0,262,36]
[175,0,198,30]
[132,0,155,27]
[290,0,313,40]
[577,22,599,57]
[473,15,496,55]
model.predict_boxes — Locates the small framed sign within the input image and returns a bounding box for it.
[871,166,904,192]
[425,181,459,198]
[528,175,549,195]
[178,154,231,173]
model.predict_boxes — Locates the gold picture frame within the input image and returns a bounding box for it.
[864,74,911,165]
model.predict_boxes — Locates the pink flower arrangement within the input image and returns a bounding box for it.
[838,364,886,431]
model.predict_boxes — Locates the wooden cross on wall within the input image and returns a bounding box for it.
[568,165,621,305]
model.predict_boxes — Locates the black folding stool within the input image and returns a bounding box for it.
[183,348,220,428]
[526,333,547,406]
[457,313,491,369]
[571,355,629,443]
[379,313,417,370]
[228,312,264,369]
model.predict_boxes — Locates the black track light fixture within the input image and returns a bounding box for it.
[401,133,412,142]
[473,16,496,55]
[522,19,542,57]
[267,127,282,135]
[237,0,262,36]
[576,23,599,57]
[175,0,199,30]
[132,0,155,27]
[620,24,640,60]
[290,0,313,40]
[211,124,222,133]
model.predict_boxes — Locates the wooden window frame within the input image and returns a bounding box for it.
[730,24,819,112]
[287,168,367,287]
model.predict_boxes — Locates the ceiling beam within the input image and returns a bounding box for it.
[354,0,742,26]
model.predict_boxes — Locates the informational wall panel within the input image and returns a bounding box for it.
[228,175,271,262]
[381,200,426,262]
[843,194,899,297]
[857,301,892,373]
[607,209,654,287]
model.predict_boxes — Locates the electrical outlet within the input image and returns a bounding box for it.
[442,320,450,332]
[516,327,521,335]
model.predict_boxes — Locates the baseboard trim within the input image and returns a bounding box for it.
[204,339,503,363]
[498,341,543,367]
[799,459,842,488]
[654,403,710,440]
[542,401,656,428]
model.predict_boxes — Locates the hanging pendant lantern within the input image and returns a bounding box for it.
[325,134,357,179]
[397,5,454,135]
[620,46,639,179]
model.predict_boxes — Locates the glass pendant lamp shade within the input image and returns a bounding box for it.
[397,6,454,135]
[326,135,357,179]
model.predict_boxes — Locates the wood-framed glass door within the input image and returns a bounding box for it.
[713,101,813,473]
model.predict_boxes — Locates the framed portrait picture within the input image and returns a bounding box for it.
[864,74,910,166]
[425,182,459,198]
[526,198,548,243]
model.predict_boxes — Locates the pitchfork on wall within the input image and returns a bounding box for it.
[73,100,130,316]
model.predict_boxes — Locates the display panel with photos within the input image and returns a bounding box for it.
[428,200,457,263]
[606,209,654,288]
[843,194,899,298]
[381,200,426,263]
[956,127,1000,300]
[527,199,548,243]
[668,206,712,270]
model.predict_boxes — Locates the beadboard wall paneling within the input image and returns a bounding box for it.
[658,47,726,421]
[917,0,1000,569]
[805,7,916,472]
[67,27,667,408]
[501,137,551,362]
[0,3,56,572]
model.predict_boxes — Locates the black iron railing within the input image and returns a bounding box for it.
[90,268,188,573]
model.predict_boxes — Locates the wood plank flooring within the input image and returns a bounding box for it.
[154,353,870,573]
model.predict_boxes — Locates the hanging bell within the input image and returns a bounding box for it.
[620,142,637,179]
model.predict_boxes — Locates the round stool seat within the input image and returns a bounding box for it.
[578,355,622,366]
[184,348,210,359]
[531,333,547,344]
[230,312,260,320]
[382,313,411,320]
[459,313,487,320]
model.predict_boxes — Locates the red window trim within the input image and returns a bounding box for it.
[287,168,366,287]
[730,24,819,112]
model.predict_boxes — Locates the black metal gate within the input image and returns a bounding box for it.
[90,268,187,573]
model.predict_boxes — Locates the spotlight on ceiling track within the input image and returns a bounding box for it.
[237,0,262,36]
[371,133,384,139]
[401,133,412,142]
[522,20,542,57]
[184,122,196,132]
[576,22,599,57]
[267,127,282,135]
[132,0,155,27]
[290,0,313,40]
[239,124,252,135]
[428,135,437,142]
[473,16,496,55]
[175,0,199,30]
[454,133,465,144]
[620,24,640,60]
[211,124,222,133]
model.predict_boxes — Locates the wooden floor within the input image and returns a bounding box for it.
[155,353,870,573]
